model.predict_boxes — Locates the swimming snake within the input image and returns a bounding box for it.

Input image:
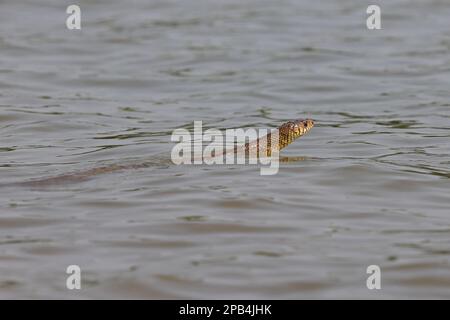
[2,119,314,187]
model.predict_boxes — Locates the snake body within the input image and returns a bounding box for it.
[5,119,314,188]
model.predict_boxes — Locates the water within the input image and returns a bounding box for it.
[0,0,449,299]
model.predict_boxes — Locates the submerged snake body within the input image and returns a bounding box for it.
[6,119,314,187]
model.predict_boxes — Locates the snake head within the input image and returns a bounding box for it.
[274,118,314,151]
[280,118,314,138]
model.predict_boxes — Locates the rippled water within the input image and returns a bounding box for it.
[0,0,449,299]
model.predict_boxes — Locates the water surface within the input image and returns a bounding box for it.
[0,0,449,299]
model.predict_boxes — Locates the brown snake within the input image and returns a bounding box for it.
[3,119,314,188]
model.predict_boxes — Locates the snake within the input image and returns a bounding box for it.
[240,118,314,157]
[2,119,314,188]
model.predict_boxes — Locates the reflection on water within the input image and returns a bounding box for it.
[0,0,449,299]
